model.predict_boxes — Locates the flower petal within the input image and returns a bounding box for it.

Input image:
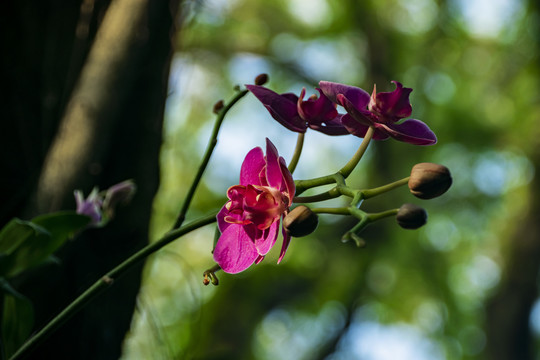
[319,81,370,110]
[369,81,412,120]
[337,94,373,126]
[246,85,306,132]
[240,146,265,186]
[278,225,291,264]
[279,156,295,205]
[380,119,437,145]
[265,138,283,189]
[213,224,260,274]
[308,114,350,136]
[254,220,280,256]
[217,205,232,233]
[297,88,338,125]
[341,114,390,140]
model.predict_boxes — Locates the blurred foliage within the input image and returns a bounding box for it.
[122,0,540,359]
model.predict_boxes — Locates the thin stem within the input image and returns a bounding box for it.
[294,127,374,195]
[288,132,305,174]
[311,207,351,215]
[361,177,409,199]
[338,126,374,178]
[367,208,399,222]
[294,188,339,203]
[173,89,249,229]
[9,213,218,360]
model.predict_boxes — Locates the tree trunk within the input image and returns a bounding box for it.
[1,0,181,358]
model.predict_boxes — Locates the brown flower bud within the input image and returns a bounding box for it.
[408,163,452,199]
[396,203,427,229]
[213,100,225,114]
[283,205,318,237]
[254,73,269,86]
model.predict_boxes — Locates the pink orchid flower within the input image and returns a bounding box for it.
[319,81,437,145]
[213,139,295,274]
[245,84,349,135]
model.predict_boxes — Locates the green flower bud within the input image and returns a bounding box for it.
[283,205,318,237]
[396,203,427,229]
[408,163,452,199]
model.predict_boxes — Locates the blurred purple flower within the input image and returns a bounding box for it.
[319,81,437,145]
[246,84,349,135]
[74,180,136,227]
[74,188,103,226]
[103,179,136,218]
[213,139,295,274]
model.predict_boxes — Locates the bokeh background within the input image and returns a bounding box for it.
[2,0,540,359]
[122,0,540,359]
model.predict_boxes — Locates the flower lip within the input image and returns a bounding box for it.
[368,81,413,121]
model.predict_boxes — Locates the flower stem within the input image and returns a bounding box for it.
[287,132,305,174]
[361,177,409,199]
[338,126,374,178]
[367,208,399,222]
[311,207,350,215]
[294,127,374,195]
[9,213,218,360]
[294,188,339,203]
[173,89,249,229]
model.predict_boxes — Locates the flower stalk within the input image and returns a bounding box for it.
[9,213,218,360]
[172,88,249,230]
[287,132,305,174]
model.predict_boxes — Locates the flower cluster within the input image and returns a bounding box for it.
[212,77,449,276]
[247,80,436,145]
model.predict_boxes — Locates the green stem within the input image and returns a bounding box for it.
[173,90,249,229]
[294,188,339,203]
[361,177,409,199]
[9,213,218,360]
[367,208,399,222]
[338,126,374,178]
[311,207,350,215]
[294,127,374,195]
[288,132,305,174]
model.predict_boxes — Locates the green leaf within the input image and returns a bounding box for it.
[31,211,91,252]
[0,212,90,278]
[0,219,48,257]
[1,278,34,358]
[0,219,51,277]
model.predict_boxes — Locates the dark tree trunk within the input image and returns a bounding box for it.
[1,0,181,359]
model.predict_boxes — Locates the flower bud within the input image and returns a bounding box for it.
[396,203,427,229]
[408,163,452,199]
[283,205,318,237]
[213,99,224,114]
[254,73,269,86]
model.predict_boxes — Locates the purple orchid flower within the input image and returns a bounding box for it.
[245,84,349,136]
[319,81,437,145]
[74,180,136,227]
[74,188,103,226]
[213,138,296,274]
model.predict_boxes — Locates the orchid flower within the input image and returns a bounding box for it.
[213,139,295,274]
[74,188,103,226]
[319,81,437,145]
[74,180,136,227]
[245,84,349,135]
